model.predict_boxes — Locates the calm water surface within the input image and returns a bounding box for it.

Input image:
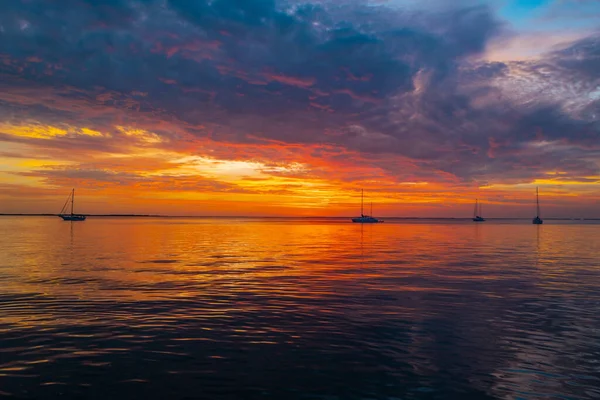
[1,217,600,399]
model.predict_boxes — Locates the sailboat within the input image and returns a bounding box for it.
[472,199,485,222]
[532,187,543,225]
[352,189,382,223]
[58,189,86,221]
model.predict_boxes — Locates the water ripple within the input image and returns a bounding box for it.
[0,218,599,399]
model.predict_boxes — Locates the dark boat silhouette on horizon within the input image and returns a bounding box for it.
[59,189,86,221]
[352,189,383,223]
[472,198,485,222]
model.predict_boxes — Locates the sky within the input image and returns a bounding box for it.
[0,0,599,217]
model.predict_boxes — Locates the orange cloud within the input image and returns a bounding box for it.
[266,74,316,88]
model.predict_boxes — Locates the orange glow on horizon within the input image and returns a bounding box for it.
[1,121,599,218]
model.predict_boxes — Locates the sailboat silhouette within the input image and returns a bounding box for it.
[472,199,485,222]
[352,189,382,223]
[58,189,86,221]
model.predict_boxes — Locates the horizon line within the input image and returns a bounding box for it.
[0,214,597,220]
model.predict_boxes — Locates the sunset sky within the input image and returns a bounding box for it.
[1,0,599,217]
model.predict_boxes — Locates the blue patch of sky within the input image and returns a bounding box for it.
[499,0,600,32]
[499,0,552,27]
[381,0,598,36]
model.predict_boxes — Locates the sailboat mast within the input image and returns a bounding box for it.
[536,187,540,217]
[71,188,74,216]
[474,199,478,217]
[370,202,373,217]
[361,189,364,216]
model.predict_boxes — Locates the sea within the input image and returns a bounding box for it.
[1,217,599,399]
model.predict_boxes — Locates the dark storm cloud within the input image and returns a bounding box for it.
[349,30,600,182]
[0,0,497,111]
[0,0,599,184]
[550,36,600,80]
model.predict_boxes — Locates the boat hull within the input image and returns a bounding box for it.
[352,217,382,223]
[532,217,543,225]
[472,217,485,222]
[60,215,86,221]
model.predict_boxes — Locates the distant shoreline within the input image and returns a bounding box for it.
[0,214,162,217]
[0,214,598,221]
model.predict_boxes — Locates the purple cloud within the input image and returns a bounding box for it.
[0,0,598,187]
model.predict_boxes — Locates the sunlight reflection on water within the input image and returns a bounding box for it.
[1,217,600,399]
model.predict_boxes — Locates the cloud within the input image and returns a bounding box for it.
[0,1,498,117]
